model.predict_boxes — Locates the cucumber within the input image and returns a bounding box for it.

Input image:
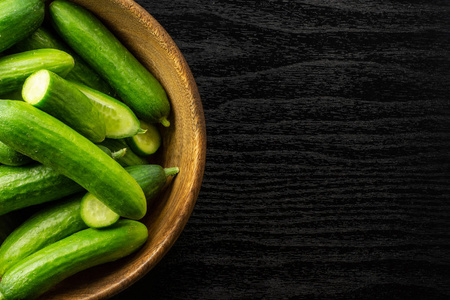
[99,139,148,167]
[0,101,146,220]
[10,27,116,96]
[127,120,162,156]
[0,145,124,216]
[0,0,45,52]
[0,163,84,216]
[70,81,142,139]
[80,165,180,228]
[80,193,120,228]
[0,49,74,95]
[22,69,106,143]
[49,1,171,126]
[0,220,148,300]
[0,196,87,276]
[0,141,33,166]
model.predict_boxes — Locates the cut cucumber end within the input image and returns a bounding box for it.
[160,117,170,127]
[80,193,120,228]
[22,69,50,105]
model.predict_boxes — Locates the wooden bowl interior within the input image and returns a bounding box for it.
[39,0,206,299]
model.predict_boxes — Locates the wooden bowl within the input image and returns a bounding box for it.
[40,0,206,298]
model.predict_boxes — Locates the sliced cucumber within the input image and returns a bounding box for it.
[127,120,162,156]
[22,69,106,143]
[70,81,141,139]
[80,193,119,228]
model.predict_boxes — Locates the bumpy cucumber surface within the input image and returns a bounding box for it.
[49,0,171,126]
[0,141,33,166]
[0,220,148,300]
[22,69,106,143]
[0,0,45,52]
[0,164,84,216]
[0,101,146,219]
[0,196,87,276]
[0,49,74,95]
[11,27,116,96]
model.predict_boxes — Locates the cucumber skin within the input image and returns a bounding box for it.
[23,70,106,143]
[0,220,148,300]
[0,164,84,216]
[70,81,141,139]
[0,49,74,95]
[49,1,171,125]
[0,196,87,276]
[0,0,45,52]
[127,165,168,201]
[0,101,146,220]
[11,27,116,96]
[0,141,33,166]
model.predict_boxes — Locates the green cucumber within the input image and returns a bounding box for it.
[49,1,171,126]
[0,145,125,216]
[0,49,74,96]
[22,69,106,143]
[0,196,87,276]
[99,139,149,167]
[0,101,146,220]
[0,141,33,166]
[10,27,116,96]
[80,165,180,228]
[127,120,162,156]
[0,163,84,216]
[0,220,148,300]
[0,0,45,52]
[80,193,120,228]
[70,81,142,139]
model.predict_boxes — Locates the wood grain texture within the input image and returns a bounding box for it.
[114,0,449,299]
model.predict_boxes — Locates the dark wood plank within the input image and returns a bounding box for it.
[114,0,450,299]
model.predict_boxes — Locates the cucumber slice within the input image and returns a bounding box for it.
[80,193,119,228]
[22,69,106,143]
[127,120,162,156]
[70,81,141,139]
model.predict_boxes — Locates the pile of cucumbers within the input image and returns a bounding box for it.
[0,0,178,299]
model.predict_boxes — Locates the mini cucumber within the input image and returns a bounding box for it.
[0,101,146,220]
[0,49,74,95]
[50,1,171,126]
[0,163,84,216]
[99,139,149,166]
[0,220,148,300]
[0,145,124,216]
[10,27,116,96]
[22,69,106,143]
[80,165,180,228]
[0,141,33,166]
[0,196,88,276]
[0,0,45,52]
[127,120,162,156]
[70,81,142,139]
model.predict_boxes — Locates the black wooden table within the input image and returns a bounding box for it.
[113,1,450,299]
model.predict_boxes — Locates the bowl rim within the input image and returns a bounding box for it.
[81,0,206,298]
